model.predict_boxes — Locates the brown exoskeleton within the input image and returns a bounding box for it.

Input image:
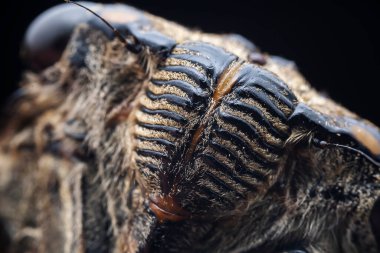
[0,2,379,253]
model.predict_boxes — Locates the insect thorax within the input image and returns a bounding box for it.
[1,2,379,253]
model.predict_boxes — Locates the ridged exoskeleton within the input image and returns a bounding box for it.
[0,2,379,253]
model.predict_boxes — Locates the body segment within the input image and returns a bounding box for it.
[0,2,379,253]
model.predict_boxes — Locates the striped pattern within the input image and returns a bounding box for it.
[188,66,297,213]
[131,42,298,214]
[132,42,237,193]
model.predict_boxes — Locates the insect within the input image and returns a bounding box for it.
[0,1,379,253]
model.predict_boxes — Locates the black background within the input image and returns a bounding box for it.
[1,0,380,125]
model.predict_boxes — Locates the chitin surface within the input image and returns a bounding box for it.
[0,2,379,253]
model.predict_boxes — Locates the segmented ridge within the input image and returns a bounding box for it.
[191,64,298,208]
[133,42,238,180]
[131,42,298,214]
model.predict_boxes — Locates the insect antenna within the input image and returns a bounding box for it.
[64,0,141,53]
[313,138,380,167]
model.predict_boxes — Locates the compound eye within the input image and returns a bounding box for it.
[22,2,97,71]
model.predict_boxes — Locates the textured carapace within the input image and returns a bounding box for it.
[130,41,298,218]
[0,2,379,253]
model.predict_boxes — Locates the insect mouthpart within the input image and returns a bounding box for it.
[149,194,190,222]
[2,1,380,252]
